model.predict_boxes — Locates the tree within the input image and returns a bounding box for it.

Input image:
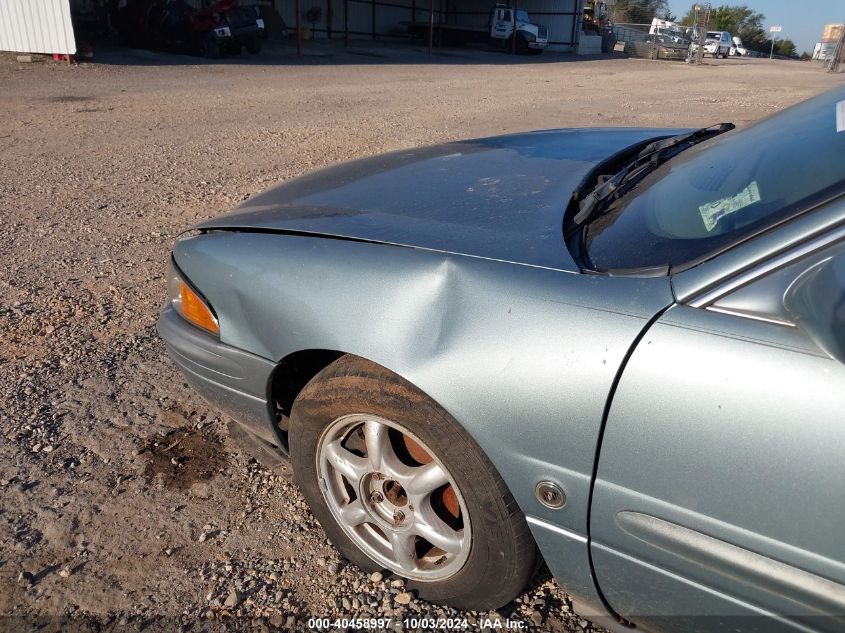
[710,5,765,35]
[740,27,769,52]
[611,0,669,24]
[679,5,703,25]
[679,4,768,51]
[758,37,798,58]
[679,4,763,28]
[774,38,797,58]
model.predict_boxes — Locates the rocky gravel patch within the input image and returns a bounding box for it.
[0,49,841,631]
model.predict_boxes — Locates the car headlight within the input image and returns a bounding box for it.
[167,258,220,336]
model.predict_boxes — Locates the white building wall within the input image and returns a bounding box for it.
[0,0,77,55]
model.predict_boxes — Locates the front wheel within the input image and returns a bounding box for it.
[289,355,537,610]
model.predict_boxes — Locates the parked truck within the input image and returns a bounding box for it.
[405,4,549,54]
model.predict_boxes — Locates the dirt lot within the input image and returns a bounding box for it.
[0,46,842,632]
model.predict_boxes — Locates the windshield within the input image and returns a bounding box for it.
[706,32,720,39]
[582,87,845,272]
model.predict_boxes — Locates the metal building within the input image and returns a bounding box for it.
[0,0,77,56]
[0,0,592,58]
[267,0,584,52]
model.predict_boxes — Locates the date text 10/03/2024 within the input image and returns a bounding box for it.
[306,617,529,629]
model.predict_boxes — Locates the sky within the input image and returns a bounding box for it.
[666,0,844,54]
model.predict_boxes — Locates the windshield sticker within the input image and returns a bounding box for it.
[699,181,761,231]
[837,100,845,133]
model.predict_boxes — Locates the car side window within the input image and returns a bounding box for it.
[704,236,845,327]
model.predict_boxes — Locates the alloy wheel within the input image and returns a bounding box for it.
[316,414,471,581]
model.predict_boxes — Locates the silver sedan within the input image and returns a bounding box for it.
[158,86,845,632]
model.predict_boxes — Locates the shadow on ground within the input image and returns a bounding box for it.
[85,38,624,67]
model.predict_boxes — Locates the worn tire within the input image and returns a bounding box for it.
[289,355,537,610]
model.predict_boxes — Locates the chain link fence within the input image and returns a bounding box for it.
[614,23,689,61]
[611,5,721,65]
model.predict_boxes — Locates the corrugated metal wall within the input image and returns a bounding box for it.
[530,0,581,51]
[0,0,77,55]
[270,0,581,52]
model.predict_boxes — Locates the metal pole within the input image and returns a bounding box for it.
[686,9,697,63]
[770,37,774,59]
[437,0,443,47]
[372,0,376,40]
[344,0,349,47]
[296,0,302,57]
[511,0,517,54]
[571,5,581,53]
[428,0,434,55]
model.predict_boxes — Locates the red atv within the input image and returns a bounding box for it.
[116,0,265,58]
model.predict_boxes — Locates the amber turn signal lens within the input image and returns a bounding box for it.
[177,281,219,335]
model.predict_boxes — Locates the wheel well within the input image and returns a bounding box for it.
[268,349,346,443]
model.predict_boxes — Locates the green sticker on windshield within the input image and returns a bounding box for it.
[699,181,761,231]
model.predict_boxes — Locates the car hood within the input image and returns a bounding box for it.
[197,128,680,270]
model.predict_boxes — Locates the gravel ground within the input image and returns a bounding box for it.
[1,45,842,632]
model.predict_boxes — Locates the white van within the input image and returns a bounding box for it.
[729,35,750,56]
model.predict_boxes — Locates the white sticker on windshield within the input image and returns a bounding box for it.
[837,100,845,133]
[699,181,761,231]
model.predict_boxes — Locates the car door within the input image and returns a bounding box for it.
[490,8,512,40]
[589,227,845,633]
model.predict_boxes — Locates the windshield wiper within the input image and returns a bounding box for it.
[572,123,735,227]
